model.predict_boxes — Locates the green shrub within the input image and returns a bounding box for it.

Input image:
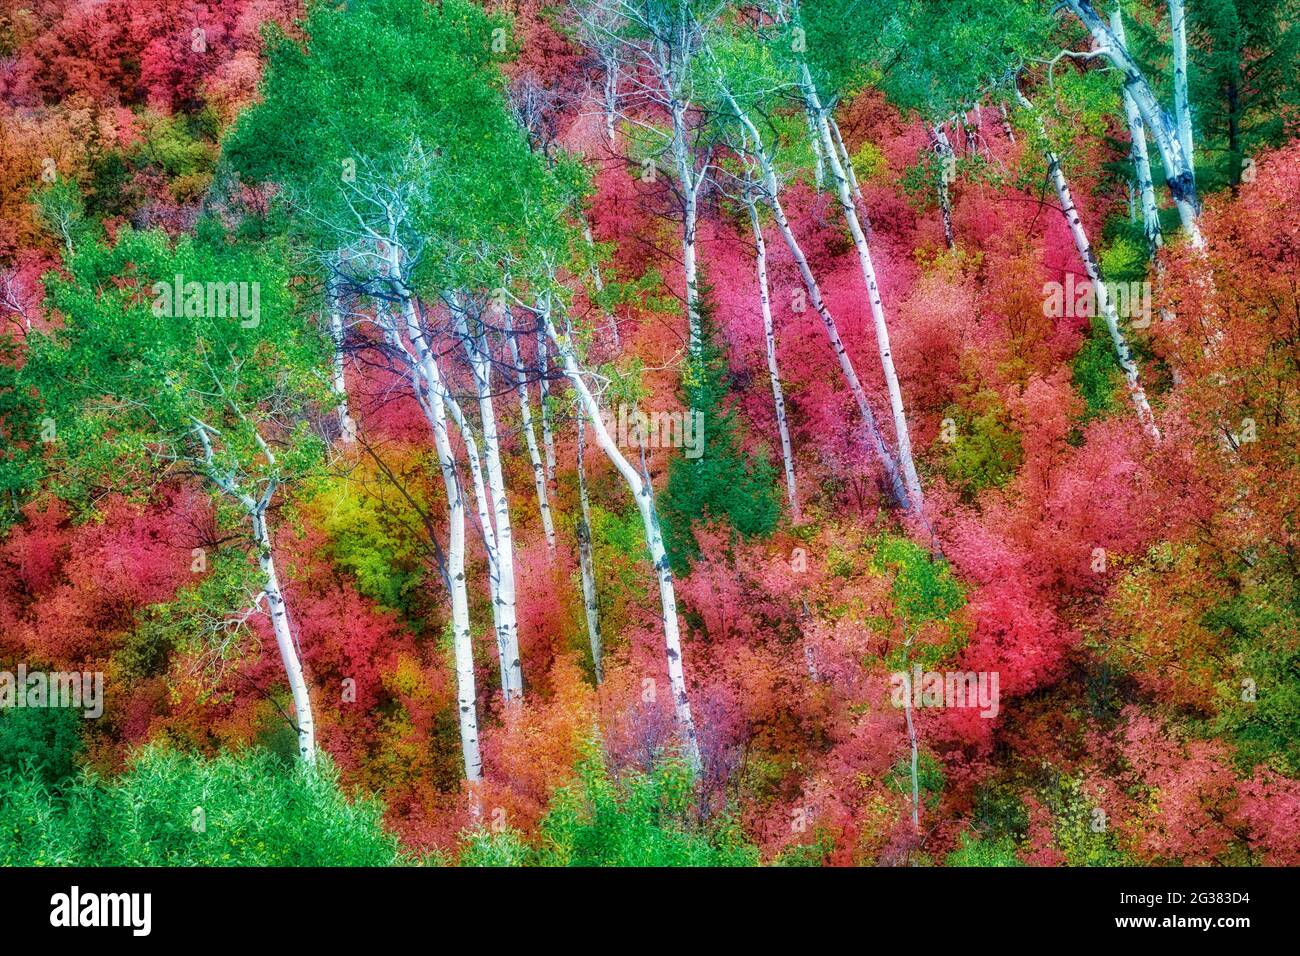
[946,831,1023,867]
[0,745,412,866]
[462,747,760,867]
[0,707,83,786]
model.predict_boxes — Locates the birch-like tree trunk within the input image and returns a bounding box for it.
[1111,8,1164,256]
[443,388,514,700]
[745,195,801,523]
[603,57,619,149]
[193,423,317,767]
[536,319,557,487]
[576,412,603,683]
[398,295,483,790]
[251,502,317,765]
[806,104,826,189]
[453,301,523,702]
[930,123,957,249]
[670,97,703,356]
[998,101,1016,142]
[326,277,357,444]
[544,303,701,773]
[801,66,927,518]
[582,222,620,350]
[1169,0,1194,178]
[505,310,557,554]
[722,89,909,509]
[1019,89,1161,439]
[828,115,863,202]
[1063,0,1202,245]
[902,637,920,833]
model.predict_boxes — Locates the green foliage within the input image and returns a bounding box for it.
[1043,772,1132,867]
[225,0,573,296]
[33,179,86,251]
[1202,560,1300,776]
[972,783,1030,843]
[1099,223,1150,284]
[0,335,42,522]
[946,831,1023,866]
[1072,316,1124,420]
[874,535,965,627]
[0,707,84,787]
[136,112,217,181]
[129,112,219,203]
[772,829,835,866]
[886,750,945,811]
[799,0,1045,118]
[703,29,821,183]
[308,471,429,614]
[659,297,780,571]
[849,141,888,183]
[1074,221,1159,425]
[0,746,413,866]
[461,747,759,867]
[586,502,651,633]
[875,535,967,670]
[1188,0,1300,190]
[124,549,263,689]
[941,388,1023,496]
[23,226,329,506]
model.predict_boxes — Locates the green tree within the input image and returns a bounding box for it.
[21,224,330,764]
[1189,0,1300,188]
[658,293,780,571]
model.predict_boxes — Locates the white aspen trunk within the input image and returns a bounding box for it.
[326,278,357,444]
[442,389,512,699]
[1170,0,1194,177]
[1027,94,1161,439]
[802,66,927,519]
[769,170,908,510]
[576,412,603,683]
[1112,8,1164,256]
[724,90,910,509]
[930,122,957,249]
[745,196,801,523]
[399,295,482,790]
[1064,0,1203,245]
[506,310,557,555]
[828,115,863,203]
[603,58,619,149]
[544,304,701,773]
[536,320,557,487]
[454,303,523,702]
[998,101,1016,142]
[807,104,826,189]
[251,504,317,766]
[669,98,702,356]
[583,222,620,350]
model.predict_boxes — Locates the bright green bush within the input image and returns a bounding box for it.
[946,831,1023,867]
[0,746,412,866]
[940,388,1023,496]
[461,748,760,867]
[0,707,83,786]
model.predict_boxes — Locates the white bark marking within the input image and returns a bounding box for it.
[745,196,801,523]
